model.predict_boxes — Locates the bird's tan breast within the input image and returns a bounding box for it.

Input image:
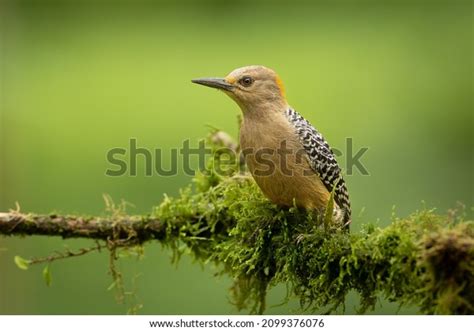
[240,112,330,210]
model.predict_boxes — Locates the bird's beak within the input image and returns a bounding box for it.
[191,77,234,91]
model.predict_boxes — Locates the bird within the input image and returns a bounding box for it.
[192,65,351,225]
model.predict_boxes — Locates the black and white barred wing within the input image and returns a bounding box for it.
[285,108,352,223]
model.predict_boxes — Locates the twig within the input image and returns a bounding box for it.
[28,241,106,265]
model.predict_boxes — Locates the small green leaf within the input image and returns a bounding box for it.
[323,191,335,229]
[42,265,52,287]
[14,255,30,270]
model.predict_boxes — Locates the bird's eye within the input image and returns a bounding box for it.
[239,76,254,87]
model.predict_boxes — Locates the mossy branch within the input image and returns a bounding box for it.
[0,212,166,243]
[0,131,473,315]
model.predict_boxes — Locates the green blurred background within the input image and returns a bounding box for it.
[0,0,472,314]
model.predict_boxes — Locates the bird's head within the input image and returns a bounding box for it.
[192,65,287,113]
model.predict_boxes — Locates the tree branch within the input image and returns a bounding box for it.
[0,212,166,243]
[0,131,472,314]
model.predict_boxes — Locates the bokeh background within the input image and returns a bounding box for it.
[0,0,472,314]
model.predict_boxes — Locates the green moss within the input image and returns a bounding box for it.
[11,132,469,314]
[152,131,474,314]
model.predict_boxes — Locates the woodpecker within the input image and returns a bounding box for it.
[192,65,351,225]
